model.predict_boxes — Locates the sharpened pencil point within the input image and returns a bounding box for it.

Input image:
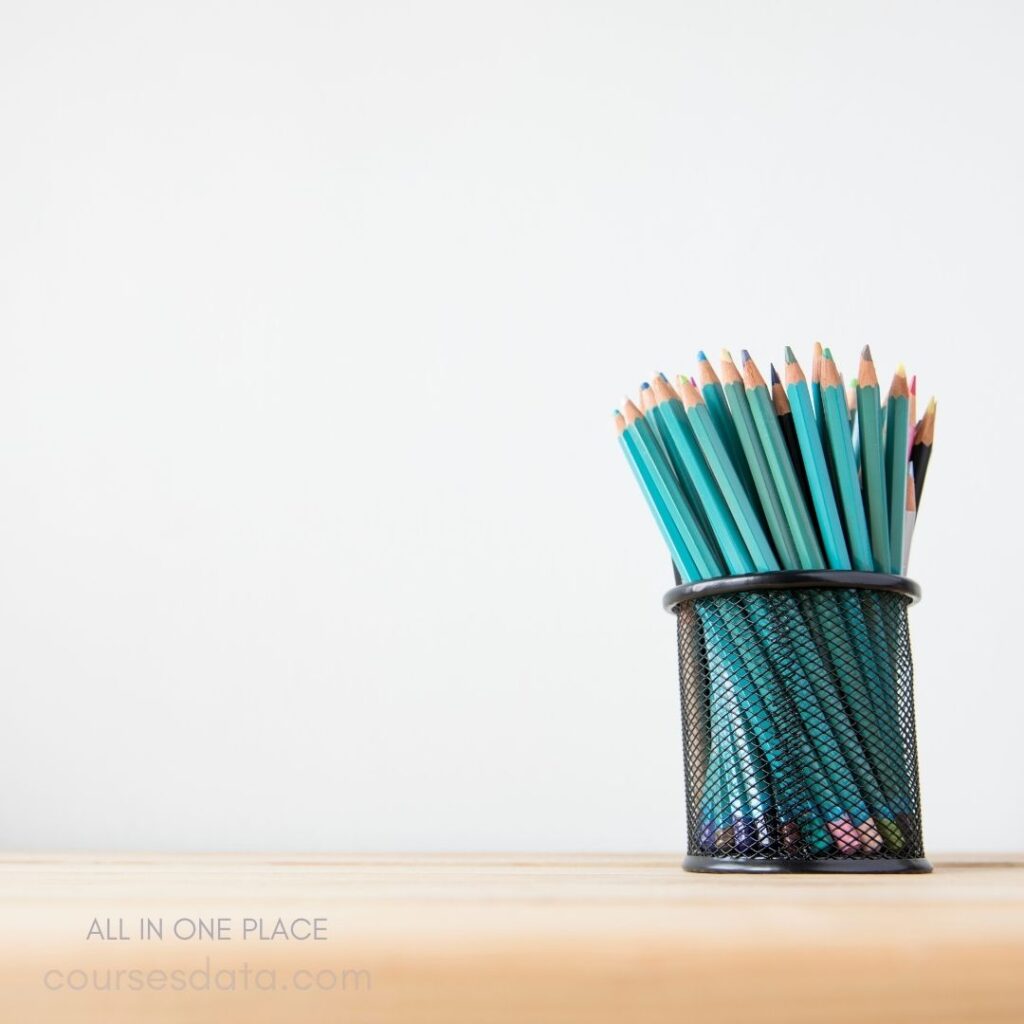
[697,350,707,361]
[910,374,916,394]
[861,345,872,360]
[640,381,650,390]
[896,363,906,377]
[612,409,620,416]
[784,346,796,364]
[770,364,781,386]
[721,348,733,362]
[823,347,833,360]
[740,349,751,364]
[657,371,668,381]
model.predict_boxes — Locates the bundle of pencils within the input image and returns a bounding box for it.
[613,346,937,857]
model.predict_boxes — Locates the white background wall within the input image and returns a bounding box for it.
[1,1,1020,852]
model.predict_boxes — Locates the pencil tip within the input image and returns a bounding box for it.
[657,371,668,381]
[823,347,833,360]
[770,364,781,385]
[783,346,796,364]
[721,348,733,362]
[697,350,707,361]
[896,363,906,377]
[861,344,872,360]
[813,341,823,356]
[740,349,752,364]
[640,381,650,390]
[612,408,621,416]
[910,374,917,393]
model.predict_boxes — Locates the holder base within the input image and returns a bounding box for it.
[683,855,933,874]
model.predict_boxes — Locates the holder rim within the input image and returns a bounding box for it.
[663,570,921,612]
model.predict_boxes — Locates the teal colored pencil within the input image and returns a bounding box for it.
[720,352,801,570]
[820,349,873,572]
[633,392,846,849]
[641,381,720,561]
[705,601,834,850]
[735,354,891,847]
[697,351,759,509]
[883,367,910,575]
[647,377,753,576]
[621,401,724,580]
[655,379,849,841]
[615,409,701,582]
[741,354,825,570]
[724,680,773,848]
[811,342,826,447]
[670,377,875,845]
[794,591,904,851]
[617,405,826,846]
[856,347,891,572]
[676,376,780,574]
[783,347,851,571]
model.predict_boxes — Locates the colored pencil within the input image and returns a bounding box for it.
[811,342,826,447]
[903,468,916,573]
[641,380,720,557]
[676,376,779,574]
[884,366,910,575]
[697,351,758,508]
[908,375,917,459]
[783,347,851,571]
[621,400,722,579]
[771,364,816,521]
[820,349,872,573]
[691,363,885,848]
[910,398,936,507]
[720,352,801,570]
[662,380,873,849]
[742,353,825,571]
[856,347,891,573]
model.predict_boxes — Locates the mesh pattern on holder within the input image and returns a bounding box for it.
[674,582,925,865]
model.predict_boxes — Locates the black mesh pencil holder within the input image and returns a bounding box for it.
[664,571,931,874]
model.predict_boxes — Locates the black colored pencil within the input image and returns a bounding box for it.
[910,398,936,507]
[770,363,815,525]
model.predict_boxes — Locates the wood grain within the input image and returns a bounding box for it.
[0,853,1021,1023]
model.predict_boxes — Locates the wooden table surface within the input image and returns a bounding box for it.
[1,853,1021,1023]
